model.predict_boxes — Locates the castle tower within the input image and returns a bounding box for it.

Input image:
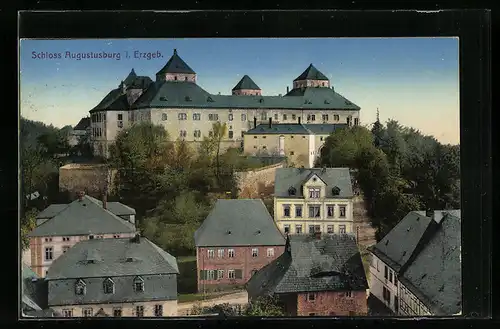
[155,49,197,83]
[232,75,262,96]
[292,63,330,89]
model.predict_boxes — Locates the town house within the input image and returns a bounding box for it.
[45,234,179,317]
[194,199,286,293]
[273,167,355,236]
[28,191,137,277]
[367,210,461,316]
[246,232,369,316]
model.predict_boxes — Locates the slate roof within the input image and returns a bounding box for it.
[194,199,286,247]
[126,76,153,90]
[274,168,354,199]
[90,88,123,112]
[73,117,90,131]
[368,211,433,272]
[399,213,462,315]
[22,264,48,311]
[36,204,69,219]
[123,69,138,86]
[46,237,179,279]
[232,75,261,91]
[156,49,196,75]
[132,81,360,111]
[245,123,348,135]
[246,234,368,298]
[294,64,329,81]
[29,195,136,237]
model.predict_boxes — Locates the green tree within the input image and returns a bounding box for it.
[245,296,284,316]
[21,208,38,250]
[206,122,228,180]
[21,145,46,210]
[37,130,70,158]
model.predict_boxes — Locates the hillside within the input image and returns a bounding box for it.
[20,117,60,147]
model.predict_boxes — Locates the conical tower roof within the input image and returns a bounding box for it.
[294,64,329,81]
[232,75,261,91]
[123,68,137,85]
[156,49,196,75]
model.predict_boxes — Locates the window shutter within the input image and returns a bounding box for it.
[235,269,243,279]
[199,270,206,280]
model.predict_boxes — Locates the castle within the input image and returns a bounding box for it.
[89,49,361,157]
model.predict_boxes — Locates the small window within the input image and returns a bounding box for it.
[228,114,233,121]
[252,248,258,257]
[45,247,53,261]
[218,249,224,258]
[62,237,70,242]
[345,291,353,298]
[274,113,278,120]
[389,270,393,283]
[283,114,287,120]
[83,308,93,317]
[228,131,234,139]
[327,205,334,217]
[117,121,123,128]
[339,225,346,234]
[308,205,321,218]
[327,225,334,234]
[267,248,274,257]
[44,238,52,242]
[193,113,201,120]
[284,224,290,233]
[174,76,177,81]
[178,113,187,120]
[295,224,303,234]
[354,118,359,125]
[113,308,122,317]
[154,304,163,317]
[308,293,316,301]
[309,313,316,316]
[322,114,329,121]
[207,249,215,258]
[384,266,388,279]
[295,205,302,217]
[118,114,123,121]
[134,276,144,292]
[228,270,235,279]
[185,77,188,81]
[283,204,291,217]
[75,279,86,295]
[339,206,346,218]
[136,305,144,317]
[334,114,340,121]
[179,130,187,138]
[63,309,73,317]
[217,269,224,279]
[161,113,168,121]
[308,187,320,198]
[228,249,235,258]
[241,113,247,121]
[292,114,296,120]
[103,278,115,294]
[207,270,215,280]
[62,246,70,253]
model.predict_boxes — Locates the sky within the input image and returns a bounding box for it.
[19,38,459,145]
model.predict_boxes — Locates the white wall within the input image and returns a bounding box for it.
[368,254,399,313]
[52,300,178,317]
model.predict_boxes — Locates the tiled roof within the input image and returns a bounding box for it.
[245,123,347,135]
[46,237,179,306]
[232,75,261,91]
[368,211,432,272]
[73,117,90,131]
[294,64,329,81]
[274,168,354,198]
[29,196,136,237]
[156,49,196,75]
[400,213,461,315]
[194,199,286,247]
[131,81,360,111]
[246,234,368,298]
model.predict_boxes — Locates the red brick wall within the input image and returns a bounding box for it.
[232,89,262,96]
[197,245,285,292]
[296,290,367,316]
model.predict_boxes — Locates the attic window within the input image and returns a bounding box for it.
[227,230,232,235]
[75,279,86,295]
[324,100,330,104]
[259,98,264,103]
[256,230,261,235]
[134,276,145,292]
[312,177,317,182]
[103,278,115,294]
[126,257,134,262]
[207,96,214,102]
[331,186,341,196]
[407,227,411,232]
[402,251,407,256]
[288,187,297,196]
[159,96,168,101]
[185,96,192,102]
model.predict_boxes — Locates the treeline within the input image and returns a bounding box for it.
[317,119,460,240]
[108,122,264,256]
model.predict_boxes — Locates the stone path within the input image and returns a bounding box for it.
[353,196,377,248]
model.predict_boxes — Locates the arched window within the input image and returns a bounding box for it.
[134,276,144,292]
[75,279,86,295]
[161,113,167,121]
[103,278,115,294]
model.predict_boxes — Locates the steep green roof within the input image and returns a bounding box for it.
[156,49,196,75]
[274,168,354,198]
[232,75,261,91]
[126,76,153,90]
[90,88,123,112]
[246,234,368,297]
[294,64,329,81]
[73,117,90,131]
[132,81,360,111]
[29,195,136,237]
[245,123,347,135]
[194,199,286,247]
[123,69,137,86]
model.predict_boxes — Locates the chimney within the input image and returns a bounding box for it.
[269,117,272,128]
[253,117,257,129]
[77,191,85,201]
[286,86,289,93]
[314,231,322,240]
[298,117,301,124]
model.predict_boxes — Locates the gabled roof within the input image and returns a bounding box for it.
[29,195,136,237]
[399,213,461,315]
[156,49,196,75]
[73,117,90,131]
[194,199,285,247]
[246,234,368,298]
[46,236,179,280]
[123,69,138,86]
[90,88,123,112]
[274,168,353,198]
[232,75,261,91]
[368,211,432,272]
[294,64,329,81]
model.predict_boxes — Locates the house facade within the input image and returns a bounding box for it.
[46,234,179,317]
[273,168,354,236]
[367,210,461,316]
[243,120,347,168]
[89,49,361,158]
[28,191,137,278]
[194,199,285,293]
[246,233,369,316]
[68,117,91,147]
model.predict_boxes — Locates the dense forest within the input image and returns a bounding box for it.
[316,118,460,240]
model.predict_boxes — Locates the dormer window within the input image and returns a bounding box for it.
[185,96,192,102]
[75,279,86,295]
[332,186,341,196]
[207,96,214,102]
[159,96,168,101]
[308,188,320,199]
[103,278,115,294]
[134,276,144,292]
[288,187,297,196]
